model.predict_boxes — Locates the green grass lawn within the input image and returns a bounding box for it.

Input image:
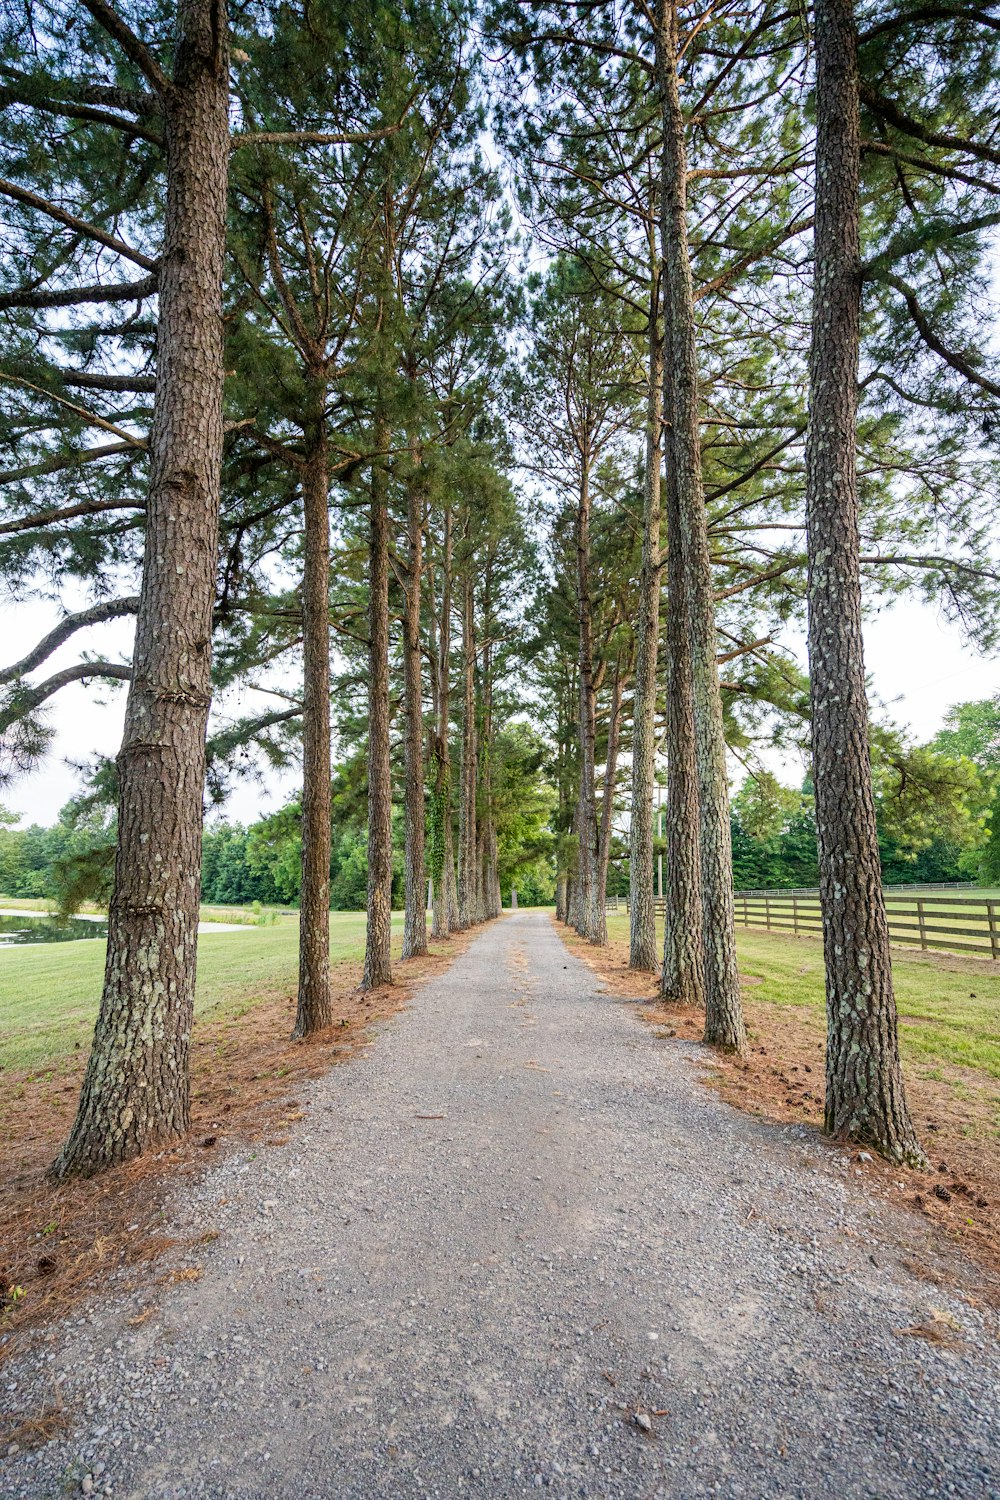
[605,912,1000,1080]
[0,911,403,1073]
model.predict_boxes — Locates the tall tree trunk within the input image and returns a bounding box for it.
[54,0,229,1178]
[655,0,745,1052]
[556,872,568,923]
[444,818,460,931]
[480,634,501,920]
[576,464,600,942]
[430,739,449,939]
[630,289,664,972]
[431,507,454,939]
[458,567,478,927]
[401,437,427,959]
[362,422,393,990]
[475,822,487,924]
[293,400,332,1036]
[567,803,583,930]
[661,301,705,1007]
[807,0,923,1163]
[593,665,625,945]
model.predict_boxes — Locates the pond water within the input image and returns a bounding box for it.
[0,911,108,947]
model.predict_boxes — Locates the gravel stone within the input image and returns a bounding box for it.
[1,911,998,1499]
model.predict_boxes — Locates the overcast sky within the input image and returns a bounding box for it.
[4,583,999,829]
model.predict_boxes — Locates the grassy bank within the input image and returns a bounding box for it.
[605,912,1000,1080]
[0,911,403,1072]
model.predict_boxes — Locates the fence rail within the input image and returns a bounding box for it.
[605,894,665,916]
[735,890,1000,960]
[606,888,1000,961]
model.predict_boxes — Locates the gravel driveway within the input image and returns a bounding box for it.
[3,910,999,1499]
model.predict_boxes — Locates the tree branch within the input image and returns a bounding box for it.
[0,495,142,535]
[0,596,139,685]
[0,177,157,270]
[0,272,157,311]
[0,82,162,143]
[859,552,1000,579]
[206,706,302,763]
[0,660,131,734]
[859,6,1000,45]
[79,0,172,96]
[0,371,149,446]
[860,81,1000,169]
[231,122,410,150]
[0,440,138,488]
[62,371,156,394]
[874,270,1000,399]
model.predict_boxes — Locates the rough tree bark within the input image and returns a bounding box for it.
[660,304,705,1008]
[474,821,487,925]
[401,432,428,959]
[444,815,460,931]
[430,506,454,939]
[555,871,568,923]
[655,0,745,1051]
[593,663,624,944]
[629,285,664,972]
[362,421,394,990]
[293,398,333,1036]
[480,633,502,920]
[807,0,923,1163]
[575,462,600,942]
[457,566,478,928]
[54,0,230,1177]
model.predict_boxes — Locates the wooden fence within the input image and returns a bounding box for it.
[736,890,1000,960]
[607,889,1000,960]
[606,894,665,917]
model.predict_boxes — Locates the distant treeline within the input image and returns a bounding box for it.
[4,699,997,909]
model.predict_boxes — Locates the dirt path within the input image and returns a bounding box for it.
[4,911,999,1499]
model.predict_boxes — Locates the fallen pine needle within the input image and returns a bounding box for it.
[163,1266,202,1286]
[895,1308,963,1347]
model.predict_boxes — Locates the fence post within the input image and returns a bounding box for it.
[792,893,799,935]
[989,902,999,962]
[765,894,771,931]
[916,898,927,951]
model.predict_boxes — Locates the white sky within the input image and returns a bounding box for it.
[3,585,999,828]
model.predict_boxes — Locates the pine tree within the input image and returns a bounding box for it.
[54,0,231,1175]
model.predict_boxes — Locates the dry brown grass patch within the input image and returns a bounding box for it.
[0,1402,69,1454]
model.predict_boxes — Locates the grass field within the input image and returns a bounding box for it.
[0,910,403,1072]
[605,912,1000,1080]
[4,902,999,1083]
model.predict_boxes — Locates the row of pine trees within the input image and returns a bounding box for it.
[1,0,999,1174]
